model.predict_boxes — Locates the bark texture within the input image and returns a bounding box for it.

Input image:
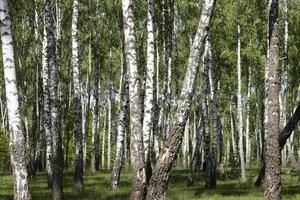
[0,0,32,198]
[146,0,215,198]
[264,0,281,199]
[71,0,83,192]
[111,45,129,189]
[122,0,147,199]
[45,0,64,198]
[236,0,246,182]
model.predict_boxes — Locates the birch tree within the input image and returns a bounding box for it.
[146,0,216,198]
[143,0,155,167]
[42,17,53,189]
[111,43,129,189]
[203,37,212,188]
[0,0,32,198]
[245,71,251,167]
[71,0,83,192]
[236,0,246,182]
[122,0,147,198]
[45,0,64,198]
[91,60,101,172]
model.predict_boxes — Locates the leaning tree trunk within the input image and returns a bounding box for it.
[71,0,83,192]
[0,1,32,198]
[122,0,147,199]
[111,44,129,189]
[264,0,280,199]
[236,0,247,182]
[146,0,215,198]
[45,0,64,198]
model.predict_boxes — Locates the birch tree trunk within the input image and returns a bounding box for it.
[122,0,147,198]
[236,0,247,182]
[71,0,83,192]
[42,17,53,189]
[264,0,280,199]
[45,0,64,198]
[146,0,215,198]
[203,37,212,188]
[102,109,107,170]
[111,44,129,189]
[230,103,238,162]
[187,114,202,187]
[91,60,101,172]
[182,118,190,169]
[0,0,32,198]
[208,37,218,187]
[245,71,251,167]
[31,1,41,176]
[107,46,113,170]
[143,0,155,166]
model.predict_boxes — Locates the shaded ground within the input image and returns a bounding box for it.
[1,168,300,199]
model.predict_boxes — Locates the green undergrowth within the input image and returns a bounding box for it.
[1,168,300,199]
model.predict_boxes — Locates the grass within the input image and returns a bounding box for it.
[1,168,300,199]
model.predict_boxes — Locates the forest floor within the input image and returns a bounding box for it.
[1,168,300,199]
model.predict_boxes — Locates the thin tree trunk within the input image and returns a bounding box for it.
[208,36,218,187]
[71,0,83,192]
[111,43,129,189]
[91,59,101,172]
[146,0,215,198]
[182,118,190,169]
[245,71,251,167]
[102,109,107,169]
[0,1,32,198]
[203,37,212,188]
[264,0,280,199]
[187,114,202,187]
[107,46,113,171]
[230,103,238,163]
[236,0,247,182]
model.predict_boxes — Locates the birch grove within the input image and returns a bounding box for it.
[1,0,300,199]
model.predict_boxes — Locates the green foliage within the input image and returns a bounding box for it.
[0,133,9,172]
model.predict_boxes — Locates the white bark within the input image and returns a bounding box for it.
[146,0,216,197]
[229,102,238,162]
[42,19,53,188]
[0,0,32,198]
[102,109,107,169]
[182,117,189,168]
[143,0,155,162]
[245,71,251,167]
[71,0,83,192]
[122,0,147,198]
[236,0,246,181]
